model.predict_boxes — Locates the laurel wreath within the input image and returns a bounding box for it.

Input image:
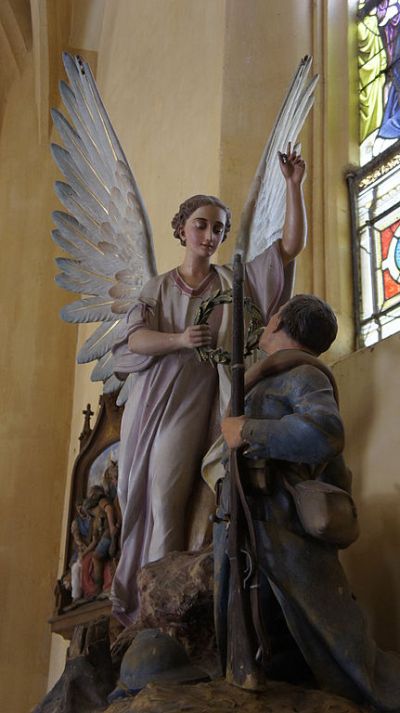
[193,288,264,366]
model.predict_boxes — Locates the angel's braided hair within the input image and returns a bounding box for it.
[171,194,232,245]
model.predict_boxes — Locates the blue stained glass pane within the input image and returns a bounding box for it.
[395,237,400,267]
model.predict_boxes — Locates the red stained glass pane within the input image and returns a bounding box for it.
[380,220,400,260]
[383,268,400,300]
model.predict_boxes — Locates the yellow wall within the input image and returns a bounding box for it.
[2,2,400,711]
[96,0,226,276]
[334,335,400,649]
[0,60,77,712]
[218,0,313,267]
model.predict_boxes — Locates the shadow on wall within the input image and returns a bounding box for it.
[342,492,400,651]
[333,335,400,651]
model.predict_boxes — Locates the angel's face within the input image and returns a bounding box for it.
[180,205,226,258]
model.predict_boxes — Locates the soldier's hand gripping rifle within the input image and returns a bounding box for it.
[225,253,270,689]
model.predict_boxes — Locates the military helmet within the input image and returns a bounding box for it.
[109,628,209,700]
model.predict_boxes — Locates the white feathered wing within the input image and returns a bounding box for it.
[51,53,156,398]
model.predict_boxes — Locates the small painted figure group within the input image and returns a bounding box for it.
[64,460,121,602]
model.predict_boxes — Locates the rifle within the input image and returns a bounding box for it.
[225,253,269,689]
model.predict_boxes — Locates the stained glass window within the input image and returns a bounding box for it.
[348,1,400,346]
[359,0,400,165]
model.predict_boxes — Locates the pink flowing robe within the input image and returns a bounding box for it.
[111,240,294,621]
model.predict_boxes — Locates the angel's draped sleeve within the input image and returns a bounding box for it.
[244,239,295,322]
[112,277,161,376]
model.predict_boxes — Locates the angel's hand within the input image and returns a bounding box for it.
[181,324,212,349]
[278,142,306,185]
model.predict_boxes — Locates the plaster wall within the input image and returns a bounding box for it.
[96,0,227,276]
[11,0,397,704]
[217,0,314,267]
[334,335,400,650]
[0,60,77,713]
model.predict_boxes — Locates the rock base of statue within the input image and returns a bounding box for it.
[34,547,370,713]
[111,546,217,676]
[105,678,369,713]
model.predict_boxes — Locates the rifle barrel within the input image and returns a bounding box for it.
[232,253,245,417]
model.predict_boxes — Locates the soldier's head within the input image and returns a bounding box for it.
[260,294,338,356]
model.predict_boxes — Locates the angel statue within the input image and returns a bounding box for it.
[50,54,318,625]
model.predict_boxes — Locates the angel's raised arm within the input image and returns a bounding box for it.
[278,142,307,265]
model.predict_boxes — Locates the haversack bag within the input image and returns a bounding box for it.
[284,478,359,549]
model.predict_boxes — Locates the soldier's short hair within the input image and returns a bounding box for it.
[278,294,338,355]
